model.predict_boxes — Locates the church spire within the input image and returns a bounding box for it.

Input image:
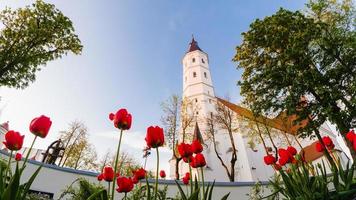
[188,36,203,52]
[193,122,204,144]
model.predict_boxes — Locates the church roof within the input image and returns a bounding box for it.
[216,97,309,135]
[193,122,204,144]
[188,37,203,53]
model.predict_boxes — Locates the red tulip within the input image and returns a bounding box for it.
[191,140,203,154]
[15,153,22,161]
[182,176,189,185]
[29,115,52,138]
[160,170,166,178]
[116,177,134,193]
[316,142,324,152]
[97,173,104,181]
[145,126,164,148]
[133,168,146,180]
[263,154,276,165]
[193,153,206,168]
[287,146,297,156]
[3,130,24,151]
[109,109,132,130]
[278,148,291,159]
[322,136,333,147]
[102,166,115,182]
[278,156,289,166]
[346,130,355,142]
[177,143,193,158]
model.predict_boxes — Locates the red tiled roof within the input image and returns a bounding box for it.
[188,37,202,52]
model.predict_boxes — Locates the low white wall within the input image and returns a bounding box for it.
[1,151,269,200]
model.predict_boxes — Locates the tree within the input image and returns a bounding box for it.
[160,95,198,179]
[233,0,356,159]
[59,121,98,171]
[206,99,239,182]
[161,94,181,179]
[0,0,82,89]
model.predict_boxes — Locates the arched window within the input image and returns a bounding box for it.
[204,72,207,78]
[193,72,197,78]
[202,58,205,63]
[192,58,195,63]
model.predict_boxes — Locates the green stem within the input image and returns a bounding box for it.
[5,151,13,181]
[22,136,37,170]
[108,182,111,198]
[112,129,124,200]
[188,163,193,195]
[154,148,159,200]
[201,168,205,199]
[124,192,127,200]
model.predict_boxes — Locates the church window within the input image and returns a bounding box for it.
[195,98,198,103]
[209,99,212,103]
[193,72,197,78]
[210,112,213,118]
[196,111,199,115]
[204,72,207,78]
[192,58,195,63]
[202,58,205,63]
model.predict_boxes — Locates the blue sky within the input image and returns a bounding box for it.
[0,0,306,174]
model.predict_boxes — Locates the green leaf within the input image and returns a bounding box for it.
[86,189,108,200]
[19,164,42,200]
[220,192,230,200]
[175,180,187,200]
[2,164,20,200]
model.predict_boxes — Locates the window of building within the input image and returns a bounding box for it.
[193,72,197,78]
[192,58,195,63]
[202,58,205,63]
[196,111,199,115]
[210,112,213,118]
[209,99,212,103]
[204,72,207,78]
[195,98,198,103]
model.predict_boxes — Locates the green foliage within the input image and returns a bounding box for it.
[175,178,230,200]
[0,0,83,89]
[234,0,355,140]
[59,178,105,200]
[265,160,356,200]
[0,158,42,200]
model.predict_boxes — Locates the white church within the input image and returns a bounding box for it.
[169,38,350,182]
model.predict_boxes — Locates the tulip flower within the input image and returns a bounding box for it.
[109,109,132,130]
[322,136,333,146]
[274,163,282,170]
[97,173,104,181]
[183,155,193,163]
[29,115,52,138]
[3,130,24,151]
[145,125,165,200]
[191,140,203,154]
[145,126,164,148]
[160,170,166,178]
[263,154,276,165]
[278,155,289,166]
[102,166,115,182]
[132,168,146,180]
[287,146,297,156]
[116,177,134,194]
[132,176,139,184]
[182,176,189,185]
[193,153,206,168]
[346,130,355,142]
[15,153,22,161]
[177,143,193,158]
[110,108,132,200]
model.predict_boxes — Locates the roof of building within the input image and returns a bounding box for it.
[216,97,308,135]
[188,37,203,53]
[193,122,204,144]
